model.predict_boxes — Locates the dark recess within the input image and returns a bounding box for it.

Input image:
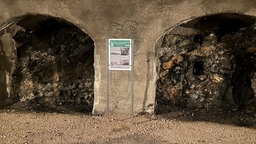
[8,14,95,113]
[156,13,256,119]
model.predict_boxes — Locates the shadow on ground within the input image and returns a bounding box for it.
[157,105,256,129]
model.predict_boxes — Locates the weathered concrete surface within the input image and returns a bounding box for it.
[0,0,256,114]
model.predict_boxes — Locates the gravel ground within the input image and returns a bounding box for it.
[0,109,255,144]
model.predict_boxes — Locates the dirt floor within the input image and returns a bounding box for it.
[0,108,255,144]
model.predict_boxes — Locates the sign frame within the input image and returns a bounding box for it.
[108,39,132,71]
[106,39,134,115]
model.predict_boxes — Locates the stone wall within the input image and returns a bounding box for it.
[156,13,256,113]
[0,0,255,114]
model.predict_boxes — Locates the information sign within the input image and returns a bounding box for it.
[108,39,132,70]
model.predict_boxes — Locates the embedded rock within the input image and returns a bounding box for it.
[156,23,256,114]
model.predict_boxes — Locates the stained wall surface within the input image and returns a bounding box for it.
[0,0,256,114]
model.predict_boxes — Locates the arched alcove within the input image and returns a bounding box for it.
[155,13,256,115]
[0,14,95,113]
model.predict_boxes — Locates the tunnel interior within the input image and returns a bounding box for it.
[0,14,94,113]
[156,13,256,115]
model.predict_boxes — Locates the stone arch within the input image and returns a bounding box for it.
[0,14,95,113]
[155,13,256,114]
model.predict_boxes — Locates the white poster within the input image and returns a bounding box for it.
[108,39,132,70]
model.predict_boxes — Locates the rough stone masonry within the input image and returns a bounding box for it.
[156,14,256,115]
[0,15,95,112]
